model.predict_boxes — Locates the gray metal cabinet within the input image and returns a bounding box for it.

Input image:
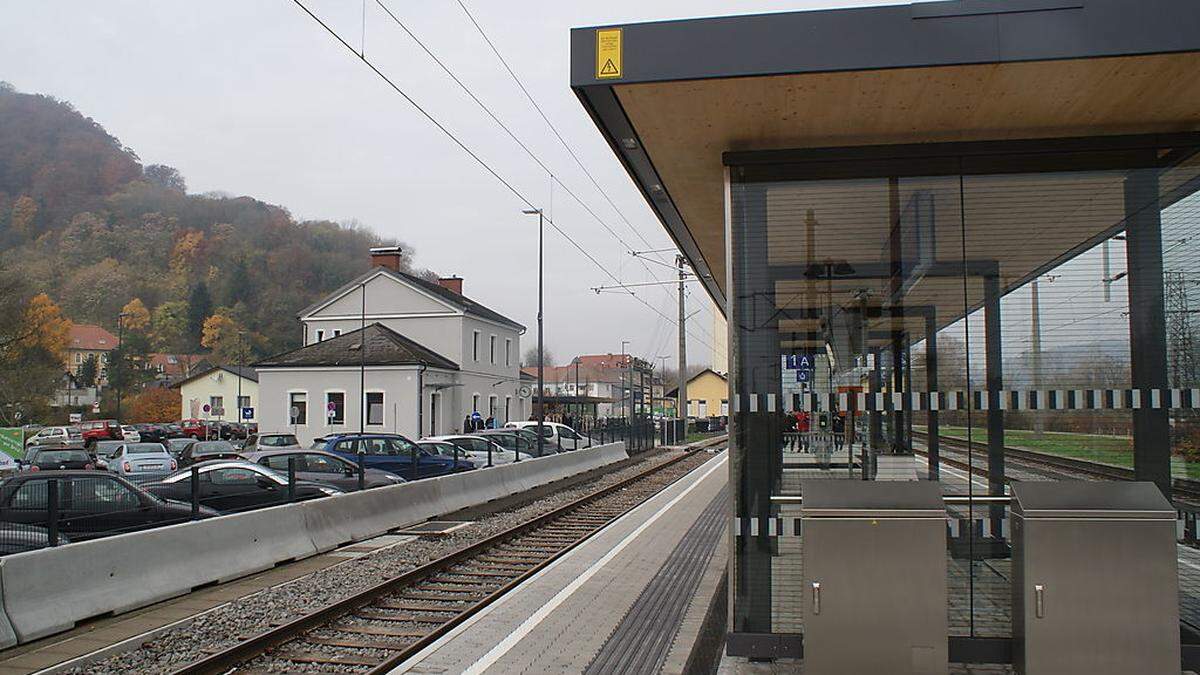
[801,480,948,675]
[1011,481,1179,675]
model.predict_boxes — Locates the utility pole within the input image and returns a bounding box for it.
[621,340,631,421]
[237,330,245,426]
[677,254,688,426]
[523,208,545,458]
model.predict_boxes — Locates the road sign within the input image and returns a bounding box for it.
[202,403,211,413]
[92,401,101,414]
[471,411,482,420]
[0,429,21,459]
[797,369,811,382]
[69,412,82,424]
[290,405,300,421]
[241,407,254,420]
[326,407,336,419]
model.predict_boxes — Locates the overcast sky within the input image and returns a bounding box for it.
[0,0,911,369]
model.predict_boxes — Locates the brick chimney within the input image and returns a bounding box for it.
[437,276,463,295]
[369,246,403,272]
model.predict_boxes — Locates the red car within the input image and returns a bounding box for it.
[80,420,122,447]
[179,419,209,439]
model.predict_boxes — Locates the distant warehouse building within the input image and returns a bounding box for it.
[255,247,528,445]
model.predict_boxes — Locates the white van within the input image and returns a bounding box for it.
[504,421,590,451]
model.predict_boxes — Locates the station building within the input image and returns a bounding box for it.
[573,0,1200,670]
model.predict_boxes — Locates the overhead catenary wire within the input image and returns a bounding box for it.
[289,0,715,353]
[376,0,690,324]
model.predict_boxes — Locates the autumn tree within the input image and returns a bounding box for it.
[0,279,71,422]
[127,387,181,423]
[186,282,213,349]
[522,345,556,369]
[150,300,189,352]
[20,293,73,357]
[143,164,186,193]
[121,297,150,332]
[202,313,247,364]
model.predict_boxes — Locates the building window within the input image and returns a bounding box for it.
[366,392,384,425]
[488,395,498,419]
[505,396,511,423]
[325,391,345,425]
[721,399,729,416]
[472,393,480,413]
[74,353,82,364]
[210,396,224,416]
[490,335,496,364]
[473,331,480,362]
[237,395,251,412]
[289,392,307,424]
[315,329,325,343]
[505,338,512,366]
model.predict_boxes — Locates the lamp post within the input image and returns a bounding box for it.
[115,312,130,421]
[572,357,581,424]
[523,208,545,457]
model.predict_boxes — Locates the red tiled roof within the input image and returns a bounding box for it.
[67,324,117,351]
[147,353,208,377]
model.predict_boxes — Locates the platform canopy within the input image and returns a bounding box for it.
[570,0,1200,329]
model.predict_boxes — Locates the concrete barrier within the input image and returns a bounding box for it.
[0,503,316,643]
[0,442,629,645]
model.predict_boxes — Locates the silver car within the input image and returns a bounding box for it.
[99,442,177,479]
[420,436,528,467]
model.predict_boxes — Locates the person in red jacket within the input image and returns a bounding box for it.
[796,410,810,452]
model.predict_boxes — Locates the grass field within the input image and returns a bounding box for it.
[927,425,1199,479]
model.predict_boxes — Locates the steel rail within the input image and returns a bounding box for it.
[170,448,710,675]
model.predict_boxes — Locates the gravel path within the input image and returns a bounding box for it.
[71,448,719,674]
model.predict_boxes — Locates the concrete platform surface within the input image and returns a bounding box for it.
[392,452,729,675]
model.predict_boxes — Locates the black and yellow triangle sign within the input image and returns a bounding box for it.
[596,28,623,79]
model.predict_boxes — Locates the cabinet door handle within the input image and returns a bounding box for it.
[1034,584,1045,618]
[812,581,821,615]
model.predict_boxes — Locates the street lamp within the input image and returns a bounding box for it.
[115,311,131,421]
[237,330,246,425]
[523,207,545,457]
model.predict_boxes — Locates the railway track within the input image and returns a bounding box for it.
[913,430,1200,502]
[169,448,718,675]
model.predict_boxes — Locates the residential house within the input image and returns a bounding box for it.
[64,324,117,383]
[665,368,729,418]
[148,353,210,386]
[175,366,260,423]
[255,247,527,444]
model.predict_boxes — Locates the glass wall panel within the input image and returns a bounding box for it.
[728,138,1200,657]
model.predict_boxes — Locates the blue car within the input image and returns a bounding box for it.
[316,433,471,481]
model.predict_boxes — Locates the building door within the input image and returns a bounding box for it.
[429,392,439,436]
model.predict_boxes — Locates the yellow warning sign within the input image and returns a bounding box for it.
[596,28,622,80]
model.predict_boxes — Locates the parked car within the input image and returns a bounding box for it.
[317,434,470,480]
[97,443,177,478]
[132,423,169,443]
[24,447,96,471]
[120,425,141,442]
[474,429,541,456]
[90,440,126,462]
[178,440,242,468]
[0,471,217,540]
[415,441,481,471]
[243,449,404,491]
[423,435,529,466]
[243,433,301,453]
[147,460,341,513]
[24,426,82,447]
[0,523,70,555]
[165,437,196,459]
[80,420,122,447]
[504,421,591,450]
[162,423,185,439]
[179,419,208,439]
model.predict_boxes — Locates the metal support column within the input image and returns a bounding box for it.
[1125,168,1172,498]
[984,274,1006,524]
[729,171,778,635]
[925,313,940,480]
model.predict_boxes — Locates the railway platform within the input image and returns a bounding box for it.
[391,450,728,675]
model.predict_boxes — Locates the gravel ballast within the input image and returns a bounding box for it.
[69,448,719,674]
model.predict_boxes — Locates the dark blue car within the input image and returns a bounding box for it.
[316,433,471,481]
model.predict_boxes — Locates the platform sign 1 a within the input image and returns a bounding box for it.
[785,353,813,370]
[0,428,22,459]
